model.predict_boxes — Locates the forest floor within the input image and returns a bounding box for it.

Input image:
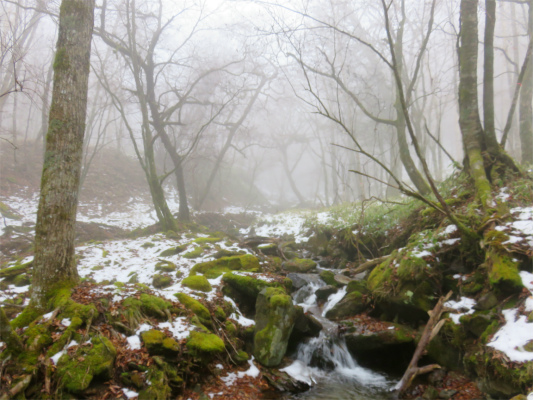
[1,144,533,400]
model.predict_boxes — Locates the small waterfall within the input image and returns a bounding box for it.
[282,279,389,391]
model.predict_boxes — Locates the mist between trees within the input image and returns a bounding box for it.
[1,0,532,216]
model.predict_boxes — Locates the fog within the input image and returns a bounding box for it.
[1,0,531,213]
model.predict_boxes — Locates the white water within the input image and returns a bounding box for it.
[283,281,391,393]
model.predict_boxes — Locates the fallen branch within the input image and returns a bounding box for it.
[0,374,31,400]
[394,291,452,398]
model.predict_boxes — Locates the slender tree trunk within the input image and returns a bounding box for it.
[458,0,493,209]
[483,0,498,154]
[31,0,95,309]
[520,1,533,164]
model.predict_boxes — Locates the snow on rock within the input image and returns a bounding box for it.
[280,360,323,385]
[488,309,533,363]
[444,297,476,324]
[121,388,139,399]
[521,271,533,312]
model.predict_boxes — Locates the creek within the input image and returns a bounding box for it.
[282,275,397,399]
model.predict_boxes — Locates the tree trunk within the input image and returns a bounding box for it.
[520,2,533,165]
[458,0,493,209]
[31,0,95,309]
[483,0,499,154]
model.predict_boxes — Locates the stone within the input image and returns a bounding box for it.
[191,254,260,278]
[291,306,322,340]
[253,287,297,367]
[315,285,337,302]
[182,275,212,292]
[152,274,173,289]
[333,274,352,285]
[282,258,317,273]
[325,291,368,320]
[286,273,323,290]
[141,329,180,356]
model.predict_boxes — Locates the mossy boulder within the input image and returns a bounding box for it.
[182,246,204,259]
[191,255,261,279]
[315,285,337,302]
[253,287,297,367]
[182,275,212,292]
[0,261,32,280]
[282,258,317,273]
[159,245,187,257]
[346,279,368,294]
[291,305,322,340]
[257,243,278,256]
[186,331,225,358]
[222,272,282,299]
[325,291,368,320]
[319,270,338,286]
[152,274,173,289]
[213,249,244,259]
[138,368,171,400]
[155,260,177,272]
[344,323,415,355]
[175,293,211,327]
[486,248,523,294]
[193,236,222,244]
[141,329,180,356]
[56,336,116,394]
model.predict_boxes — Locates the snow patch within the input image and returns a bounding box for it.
[488,309,533,362]
[445,297,476,324]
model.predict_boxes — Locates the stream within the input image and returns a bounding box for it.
[282,276,397,399]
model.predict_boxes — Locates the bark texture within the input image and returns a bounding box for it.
[520,2,533,165]
[31,0,95,308]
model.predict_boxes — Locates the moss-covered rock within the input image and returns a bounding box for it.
[193,236,222,244]
[0,261,32,280]
[257,243,278,256]
[191,255,261,279]
[182,275,212,292]
[155,260,177,272]
[138,368,171,400]
[186,331,225,359]
[182,246,204,259]
[175,293,211,327]
[253,287,297,367]
[56,336,116,393]
[325,290,368,320]
[486,248,523,294]
[13,273,31,287]
[152,274,173,289]
[222,272,282,299]
[159,244,187,257]
[141,329,180,356]
[319,270,338,286]
[282,258,317,273]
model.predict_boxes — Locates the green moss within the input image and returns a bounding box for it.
[346,280,368,294]
[191,255,261,279]
[234,350,249,364]
[152,274,173,289]
[140,294,171,320]
[182,275,212,292]
[319,270,337,286]
[186,331,225,356]
[91,265,104,271]
[367,257,394,293]
[283,258,317,273]
[56,336,116,393]
[141,242,155,248]
[155,260,177,272]
[0,261,32,279]
[193,237,222,244]
[487,248,523,293]
[159,245,187,257]
[182,246,204,259]
[175,293,211,327]
[13,274,30,286]
[141,330,180,355]
[222,272,282,298]
[138,368,171,400]
[397,255,427,282]
[11,306,42,329]
[214,306,226,321]
[53,47,69,71]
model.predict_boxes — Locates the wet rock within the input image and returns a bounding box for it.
[325,291,368,320]
[254,287,297,367]
[315,285,337,302]
[287,273,323,290]
[262,368,310,393]
[333,274,352,285]
[344,323,415,356]
[282,258,317,273]
[291,306,322,340]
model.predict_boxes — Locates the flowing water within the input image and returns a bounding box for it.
[282,278,397,399]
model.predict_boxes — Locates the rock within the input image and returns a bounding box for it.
[344,323,415,356]
[291,306,322,340]
[325,291,368,320]
[333,274,352,285]
[287,273,323,290]
[222,272,282,299]
[428,369,446,386]
[186,331,225,359]
[254,287,297,367]
[152,274,173,289]
[282,258,317,273]
[56,337,116,393]
[257,243,278,255]
[346,279,368,294]
[159,244,187,257]
[438,389,458,399]
[422,386,439,400]
[154,260,177,272]
[475,292,498,310]
[319,270,337,286]
[191,254,261,278]
[213,249,244,259]
[262,368,310,393]
[175,293,212,327]
[141,329,180,356]
[487,247,524,294]
[315,285,337,302]
[182,275,212,292]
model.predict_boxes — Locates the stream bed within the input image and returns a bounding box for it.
[282,276,398,400]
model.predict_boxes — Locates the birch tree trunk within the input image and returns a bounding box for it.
[31,0,95,309]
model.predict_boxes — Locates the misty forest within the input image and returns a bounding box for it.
[1,0,533,399]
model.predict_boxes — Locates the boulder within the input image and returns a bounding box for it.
[287,273,323,290]
[257,243,278,256]
[282,258,317,273]
[191,254,261,278]
[56,337,116,393]
[325,291,368,320]
[186,331,225,359]
[152,274,173,289]
[175,293,211,328]
[254,287,297,367]
[291,306,322,340]
[141,329,180,356]
[333,274,352,285]
[182,275,212,292]
[315,285,337,302]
